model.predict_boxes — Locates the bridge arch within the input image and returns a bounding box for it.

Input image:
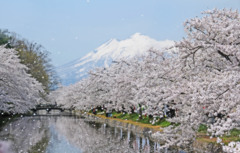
[31,104,73,115]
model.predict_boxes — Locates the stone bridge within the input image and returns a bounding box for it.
[31,104,74,115]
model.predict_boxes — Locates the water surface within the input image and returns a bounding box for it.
[0,116,186,153]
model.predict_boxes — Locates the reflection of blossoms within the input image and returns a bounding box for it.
[0,141,12,153]
[0,117,49,153]
[53,117,173,153]
[54,117,137,153]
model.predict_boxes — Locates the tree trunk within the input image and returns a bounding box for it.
[139,104,142,120]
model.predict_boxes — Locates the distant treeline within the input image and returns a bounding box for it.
[0,29,59,93]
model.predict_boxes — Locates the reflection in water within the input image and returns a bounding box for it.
[46,125,81,153]
[0,116,184,153]
[0,117,49,153]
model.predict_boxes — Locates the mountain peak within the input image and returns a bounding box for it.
[96,38,119,52]
[130,32,142,38]
[103,38,119,46]
[57,34,175,86]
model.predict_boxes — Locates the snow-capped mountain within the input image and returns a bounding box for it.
[57,33,174,86]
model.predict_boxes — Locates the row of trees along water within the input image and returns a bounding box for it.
[51,9,240,152]
[0,30,59,114]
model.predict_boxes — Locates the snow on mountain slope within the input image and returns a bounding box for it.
[57,33,175,86]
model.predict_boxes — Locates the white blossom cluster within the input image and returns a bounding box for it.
[223,141,240,153]
[52,9,240,148]
[0,46,44,114]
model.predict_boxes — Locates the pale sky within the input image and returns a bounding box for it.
[0,0,239,66]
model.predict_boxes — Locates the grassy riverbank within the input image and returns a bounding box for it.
[86,111,177,133]
[87,111,240,145]
[197,124,240,144]
[96,114,163,132]
[111,111,171,127]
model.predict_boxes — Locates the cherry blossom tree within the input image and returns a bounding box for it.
[177,8,240,133]
[0,46,44,114]
[153,8,240,148]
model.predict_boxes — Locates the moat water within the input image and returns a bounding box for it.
[0,116,207,153]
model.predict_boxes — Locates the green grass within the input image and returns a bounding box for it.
[229,128,240,137]
[155,119,172,127]
[198,124,208,133]
[91,109,172,127]
[111,111,118,116]
[138,116,150,124]
[220,128,240,144]
[116,112,139,121]
[111,111,172,127]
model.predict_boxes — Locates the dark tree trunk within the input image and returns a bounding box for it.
[139,104,142,120]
